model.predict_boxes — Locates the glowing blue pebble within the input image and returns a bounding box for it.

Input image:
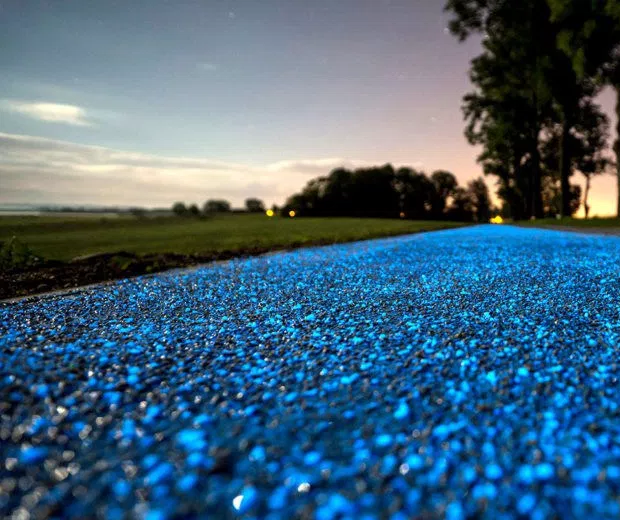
[175,429,206,451]
[177,474,198,492]
[394,402,409,420]
[20,446,48,464]
[485,371,498,385]
[406,454,424,470]
[145,462,174,485]
[235,486,258,513]
[446,501,464,520]
[145,509,167,520]
[268,486,288,510]
[304,451,321,466]
[517,494,536,514]
[316,494,354,520]
[534,462,554,480]
[113,480,131,498]
[485,463,503,480]
[375,434,393,448]
[249,446,266,462]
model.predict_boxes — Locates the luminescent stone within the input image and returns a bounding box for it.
[3,225,620,518]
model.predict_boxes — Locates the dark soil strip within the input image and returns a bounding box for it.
[1,230,446,301]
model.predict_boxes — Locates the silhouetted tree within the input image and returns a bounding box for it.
[188,204,200,217]
[445,0,613,219]
[541,99,610,218]
[395,168,436,219]
[467,178,492,222]
[172,202,188,217]
[245,198,266,213]
[284,165,478,221]
[547,0,620,215]
[446,187,475,222]
[430,170,458,218]
[203,199,231,214]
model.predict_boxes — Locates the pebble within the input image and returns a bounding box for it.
[2,226,620,518]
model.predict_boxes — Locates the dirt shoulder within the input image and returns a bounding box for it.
[2,231,437,301]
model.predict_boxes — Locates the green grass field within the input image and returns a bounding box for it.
[0,214,467,262]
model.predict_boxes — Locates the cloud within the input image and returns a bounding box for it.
[2,100,92,126]
[197,63,218,72]
[0,133,393,208]
[265,158,374,176]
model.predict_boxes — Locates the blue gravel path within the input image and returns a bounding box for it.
[2,225,620,519]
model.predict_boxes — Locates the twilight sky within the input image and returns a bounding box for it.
[0,0,617,215]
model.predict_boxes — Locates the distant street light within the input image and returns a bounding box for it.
[266,209,275,217]
[289,210,296,218]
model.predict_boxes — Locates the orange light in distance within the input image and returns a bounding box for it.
[289,210,296,218]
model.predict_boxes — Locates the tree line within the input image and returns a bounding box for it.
[445,0,620,219]
[171,198,266,217]
[282,165,493,222]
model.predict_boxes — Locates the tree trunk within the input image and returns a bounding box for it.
[531,144,543,218]
[559,114,572,218]
[584,174,591,219]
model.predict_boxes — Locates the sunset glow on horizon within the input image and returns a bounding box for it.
[1,0,617,215]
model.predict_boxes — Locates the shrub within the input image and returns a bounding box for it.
[0,237,42,270]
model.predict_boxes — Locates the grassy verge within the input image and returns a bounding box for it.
[1,214,467,299]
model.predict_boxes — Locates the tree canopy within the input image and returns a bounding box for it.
[445,0,617,218]
[283,165,492,223]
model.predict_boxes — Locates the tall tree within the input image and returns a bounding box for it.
[446,0,554,218]
[540,99,609,217]
[547,0,620,215]
[396,168,436,219]
[430,170,458,218]
[467,177,492,222]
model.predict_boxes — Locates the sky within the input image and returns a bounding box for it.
[0,0,617,215]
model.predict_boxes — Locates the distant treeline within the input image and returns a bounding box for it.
[171,198,266,217]
[282,165,492,222]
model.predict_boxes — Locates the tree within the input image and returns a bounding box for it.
[203,199,231,214]
[188,204,200,217]
[446,187,475,222]
[430,170,458,218]
[284,164,471,221]
[467,177,492,222]
[546,0,620,215]
[245,198,266,213]
[395,168,436,219]
[445,0,612,218]
[541,99,610,217]
[172,202,188,217]
[348,164,400,217]
[445,0,554,219]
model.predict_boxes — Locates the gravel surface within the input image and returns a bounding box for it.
[2,225,620,519]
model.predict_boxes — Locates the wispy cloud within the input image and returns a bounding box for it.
[266,158,374,176]
[196,62,218,72]
[2,100,93,126]
[0,133,393,207]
